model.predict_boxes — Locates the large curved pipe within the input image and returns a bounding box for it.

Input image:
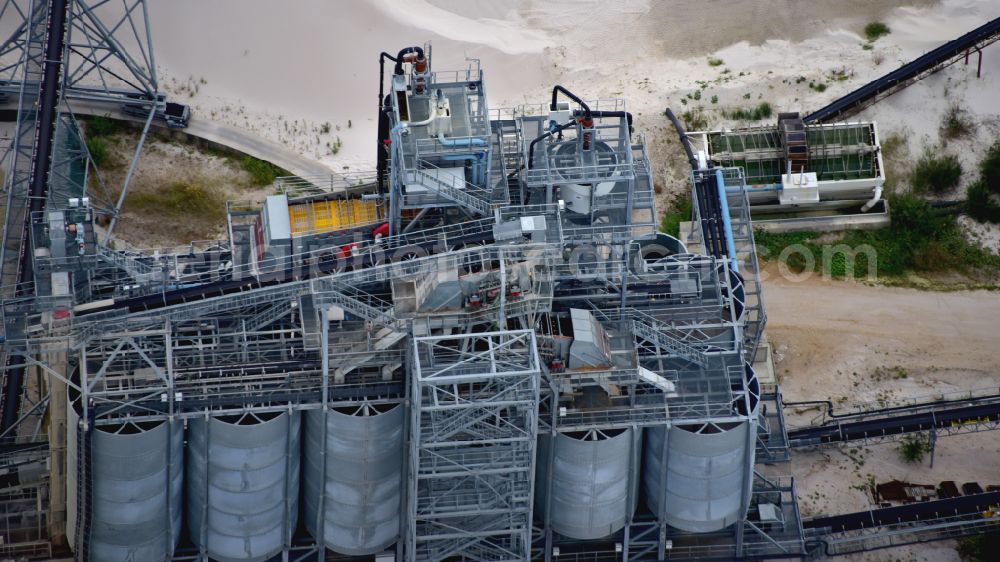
[393,46,425,75]
[665,108,698,170]
[528,119,577,169]
[551,85,591,121]
[575,110,633,134]
[861,184,883,212]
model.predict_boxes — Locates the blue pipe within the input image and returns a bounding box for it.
[437,133,487,147]
[715,170,740,273]
[441,154,485,185]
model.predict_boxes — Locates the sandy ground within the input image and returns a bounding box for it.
[765,272,1000,560]
[142,0,1000,235]
[766,273,1000,415]
[93,131,271,248]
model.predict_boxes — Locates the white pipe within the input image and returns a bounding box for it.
[407,100,436,126]
[861,184,883,212]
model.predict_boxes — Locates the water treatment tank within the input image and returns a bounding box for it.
[187,411,300,562]
[69,411,183,562]
[303,403,404,555]
[535,428,638,540]
[643,421,751,533]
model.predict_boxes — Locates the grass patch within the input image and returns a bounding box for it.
[86,115,119,137]
[958,531,1000,562]
[721,102,772,121]
[85,137,109,167]
[241,156,288,186]
[755,194,1000,278]
[808,81,827,92]
[680,109,708,131]
[912,149,961,194]
[659,194,692,238]
[864,21,890,42]
[130,181,226,223]
[940,105,974,140]
[707,57,724,67]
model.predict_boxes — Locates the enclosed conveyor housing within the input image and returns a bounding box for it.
[187,411,301,562]
[304,403,405,555]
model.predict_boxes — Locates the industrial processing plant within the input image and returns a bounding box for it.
[1,3,999,562]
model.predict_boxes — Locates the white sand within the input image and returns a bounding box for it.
[147,0,1000,181]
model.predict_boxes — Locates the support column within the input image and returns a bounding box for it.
[46,350,68,546]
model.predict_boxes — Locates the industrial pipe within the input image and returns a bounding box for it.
[664,108,698,170]
[527,119,577,169]
[861,184,883,212]
[393,46,425,75]
[437,133,486,147]
[575,110,634,134]
[550,85,591,120]
[715,170,740,272]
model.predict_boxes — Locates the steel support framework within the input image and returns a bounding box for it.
[407,330,541,561]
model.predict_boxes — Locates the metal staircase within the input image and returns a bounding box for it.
[407,331,540,562]
[407,160,493,217]
[631,317,712,367]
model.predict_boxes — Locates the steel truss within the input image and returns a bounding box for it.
[407,330,541,561]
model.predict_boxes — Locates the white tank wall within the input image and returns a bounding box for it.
[187,411,300,562]
[643,422,750,533]
[303,403,404,555]
[536,428,637,540]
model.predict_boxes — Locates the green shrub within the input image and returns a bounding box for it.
[681,109,707,131]
[755,194,1000,278]
[660,194,692,238]
[240,156,287,186]
[898,434,928,463]
[707,57,724,67]
[864,22,890,42]
[85,137,109,167]
[87,115,118,137]
[980,141,1000,195]
[940,105,974,140]
[968,181,1000,223]
[912,150,961,194]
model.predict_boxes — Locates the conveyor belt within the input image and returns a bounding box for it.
[804,491,1000,533]
[787,394,1000,446]
[0,0,71,435]
[805,17,1000,123]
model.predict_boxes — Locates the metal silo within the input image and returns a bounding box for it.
[303,402,404,555]
[67,401,183,561]
[536,428,638,540]
[643,420,752,533]
[187,410,300,562]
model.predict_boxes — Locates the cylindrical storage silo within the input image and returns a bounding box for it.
[187,411,300,562]
[535,428,638,540]
[67,401,182,561]
[643,422,750,533]
[304,403,404,555]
